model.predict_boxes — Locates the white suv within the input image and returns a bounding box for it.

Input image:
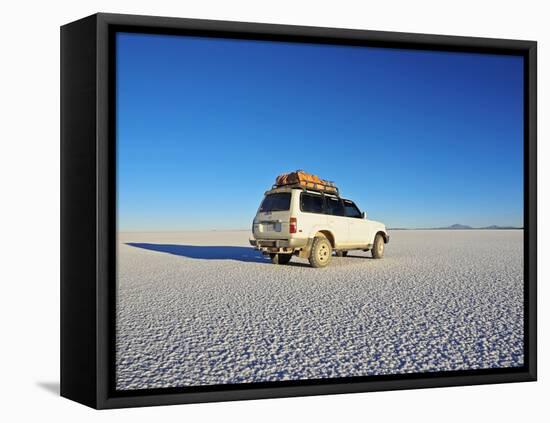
[250,187,389,268]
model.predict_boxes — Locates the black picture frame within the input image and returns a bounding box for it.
[61,12,537,409]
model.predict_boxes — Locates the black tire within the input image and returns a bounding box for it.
[335,251,348,257]
[371,234,385,259]
[308,236,332,268]
[270,253,292,265]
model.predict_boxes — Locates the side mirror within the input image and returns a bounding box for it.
[361,211,367,219]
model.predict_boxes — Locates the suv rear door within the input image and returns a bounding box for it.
[324,195,350,247]
[254,192,292,239]
[299,192,327,237]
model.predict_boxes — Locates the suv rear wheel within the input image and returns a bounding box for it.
[270,253,292,265]
[372,234,385,259]
[309,235,332,268]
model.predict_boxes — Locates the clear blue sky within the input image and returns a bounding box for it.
[116,32,524,231]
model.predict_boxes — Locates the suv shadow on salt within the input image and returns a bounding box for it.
[126,243,268,263]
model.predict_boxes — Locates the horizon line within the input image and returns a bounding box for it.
[118,226,523,233]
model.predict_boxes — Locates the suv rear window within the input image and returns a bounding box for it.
[260,193,291,212]
[300,193,324,214]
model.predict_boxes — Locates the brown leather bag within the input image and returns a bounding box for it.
[275,170,338,193]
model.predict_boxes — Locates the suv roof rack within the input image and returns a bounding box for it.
[272,182,340,196]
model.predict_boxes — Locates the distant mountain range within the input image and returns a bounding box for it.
[389,223,523,230]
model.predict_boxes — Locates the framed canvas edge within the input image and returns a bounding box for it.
[70,12,537,409]
[97,371,535,409]
[60,13,99,409]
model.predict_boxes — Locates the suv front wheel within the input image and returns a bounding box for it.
[372,234,385,259]
[309,235,332,268]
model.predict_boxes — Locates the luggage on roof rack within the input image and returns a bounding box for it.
[274,170,339,195]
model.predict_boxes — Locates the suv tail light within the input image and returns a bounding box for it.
[289,217,297,234]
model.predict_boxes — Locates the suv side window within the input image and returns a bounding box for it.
[325,196,345,216]
[343,199,362,218]
[300,193,324,214]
